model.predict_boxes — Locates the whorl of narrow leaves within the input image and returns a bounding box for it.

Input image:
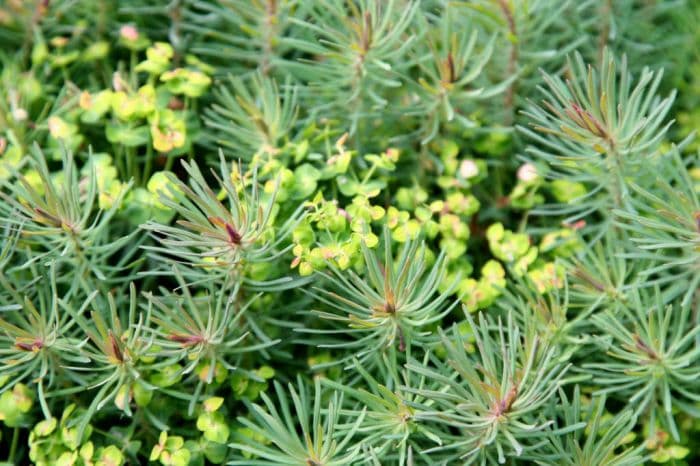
[0,265,88,418]
[565,231,636,313]
[322,356,445,466]
[614,148,700,305]
[521,50,676,225]
[406,311,569,464]
[202,73,299,159]
[144,267,279,415]
[526,50,674,157]
[498,275,577,352]
[229,377,365,466]
[142,154,304,290]
[303,229,458,366]
[584,288,700,441]
[0,224,17,272]
[539,387,643,466]
[0,147,135,285]
[461,0,587,119]
[183,0,298,75]
[290,0,420,134]
[412,11,506,144]
[63,284,152,438]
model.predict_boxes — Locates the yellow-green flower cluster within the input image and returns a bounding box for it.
[150,431,191,466]
[28,405,124,466]
[458,260,507,312]
[76,41,210,155]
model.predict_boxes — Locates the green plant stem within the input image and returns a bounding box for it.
[598,0,613,62]
[116,144,127,181]
[517,211,530,233]
[144,141,154,184]
[497,0,518,126]
[69,231,106,296]
[9,427,19,463]
[165,152,175,171]
[605,146,626,211]
[361,161,378,185]
[186,97,195,161]
[126,146,135,183]
[494,160,504,202]
[130,51,137,90]
[168,0,184,65]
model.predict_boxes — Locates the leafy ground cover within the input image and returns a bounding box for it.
[1,1,699,465]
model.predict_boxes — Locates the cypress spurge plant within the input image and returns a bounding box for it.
[2,2,700,465]
[410,9,505,144]
[539,387,644,466]
[522,49,675,230]
[0,147,135,288]
[63,283,153,439]
[229,376,365,466]
[290,0,419,135]
[0,224,17,274]
[0,264,88,418]
[202,73,299,160]
[143,154,303,290]
[145,267,278,412]
[499,275,577,352]
[183,0,298,75]
[461,0,587,125]
[322,355,445,466]
[305,229,458,366]
[615,148,700,305]
[407,311,570,464]
[565,231,636,314]
[584,288,700,440]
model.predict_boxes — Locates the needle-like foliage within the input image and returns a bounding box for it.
[522,50,675,229]
[407,311,570,464]
[142,154,304,290]
[229,376,365,465]
[615,148,700,305]
[584,288,700,441]
[63,284,152,438]
[202,73,298,159]
[0,264,88,418]
[303,229,458,367]
[1,2,699,465]
[322,355,445,466]
[537,387,643,466]
[410,10,505,144]
[184,0,300,76]
[290,0,419,135]
[144,267,278,413]
[0,147,136,287]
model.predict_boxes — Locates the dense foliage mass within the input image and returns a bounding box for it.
[0,1,699,465]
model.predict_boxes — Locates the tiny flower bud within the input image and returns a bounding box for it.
[12,108,27,122]
[50,36,69,48]
[459,159,479,179]
[112,72,127,92]
[120,25,139,41]
[563,219,586,230]
[517,163,538,182]
[79,91,92,110]
[385,148,399,162]
[167,97,184,110]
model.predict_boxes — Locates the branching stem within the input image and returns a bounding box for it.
[497,0,518,125]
